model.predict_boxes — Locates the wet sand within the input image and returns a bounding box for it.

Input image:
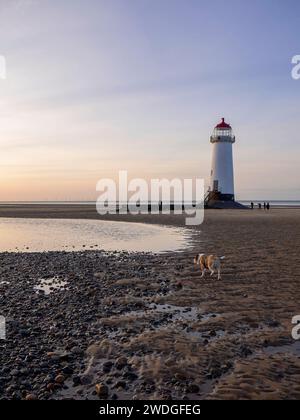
[0,205,299,400]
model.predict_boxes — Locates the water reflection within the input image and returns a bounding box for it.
[0,218,192,253]
[34,277,68,295]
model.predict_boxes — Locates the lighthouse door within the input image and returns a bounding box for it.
[213,180,219,192]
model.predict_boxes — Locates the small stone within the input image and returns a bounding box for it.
[239,345,252,357]
[113,381,127,389]
[46,383,55,392]
[266,319,280,328]
[25,393,37,400]
[72,375,81,386]
[55,374,65,384]
[80,374,92,385]
[174,372,187,381]
[115,356,128,370]
[123,371,138,381]
[71,346,83,355]
[103,361,113,373]
[187,384,200,394]
[62,366,73,375]
[95,383,109,397]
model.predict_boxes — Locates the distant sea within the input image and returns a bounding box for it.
[0,201,300,208]
[239,200,300,208]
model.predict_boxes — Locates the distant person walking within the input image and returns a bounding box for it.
[266,202,270,211]
[250,202,254,209]
[263,202,266,210]
[258,203,262,209]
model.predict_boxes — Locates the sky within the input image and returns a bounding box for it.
[0,0,299,201]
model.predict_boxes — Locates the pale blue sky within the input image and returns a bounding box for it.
[0,0,299,200]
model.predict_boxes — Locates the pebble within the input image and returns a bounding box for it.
[55,374,65,384]
[25,393,37,400]
[46,383,55,392]
[115,356,128,370]
[95,383,109,397]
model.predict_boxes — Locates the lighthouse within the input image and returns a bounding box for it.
[205,118,244,208]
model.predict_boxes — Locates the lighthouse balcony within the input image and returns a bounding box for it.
[210,135,235,144]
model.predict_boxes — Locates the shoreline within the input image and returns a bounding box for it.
[0,203,300,226]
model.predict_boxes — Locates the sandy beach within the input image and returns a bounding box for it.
[0,205,299,400]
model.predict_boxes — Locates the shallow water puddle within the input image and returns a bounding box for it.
[263,340,300,356]
[0,218,194,253]
[148,303,199,321]
[185,328,225,342]
[119,303,200,323]
[34,276,68,295]
[106,303,220,341]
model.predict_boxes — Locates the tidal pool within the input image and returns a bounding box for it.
[0,218,193,253]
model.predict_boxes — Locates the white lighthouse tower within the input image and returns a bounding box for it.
[206,118,243,208]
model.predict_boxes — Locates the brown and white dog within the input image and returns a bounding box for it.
[193,254,225,280]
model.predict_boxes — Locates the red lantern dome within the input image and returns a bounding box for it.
[215,117,231,129]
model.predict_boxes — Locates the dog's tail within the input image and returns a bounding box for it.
[219,256,226,260]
